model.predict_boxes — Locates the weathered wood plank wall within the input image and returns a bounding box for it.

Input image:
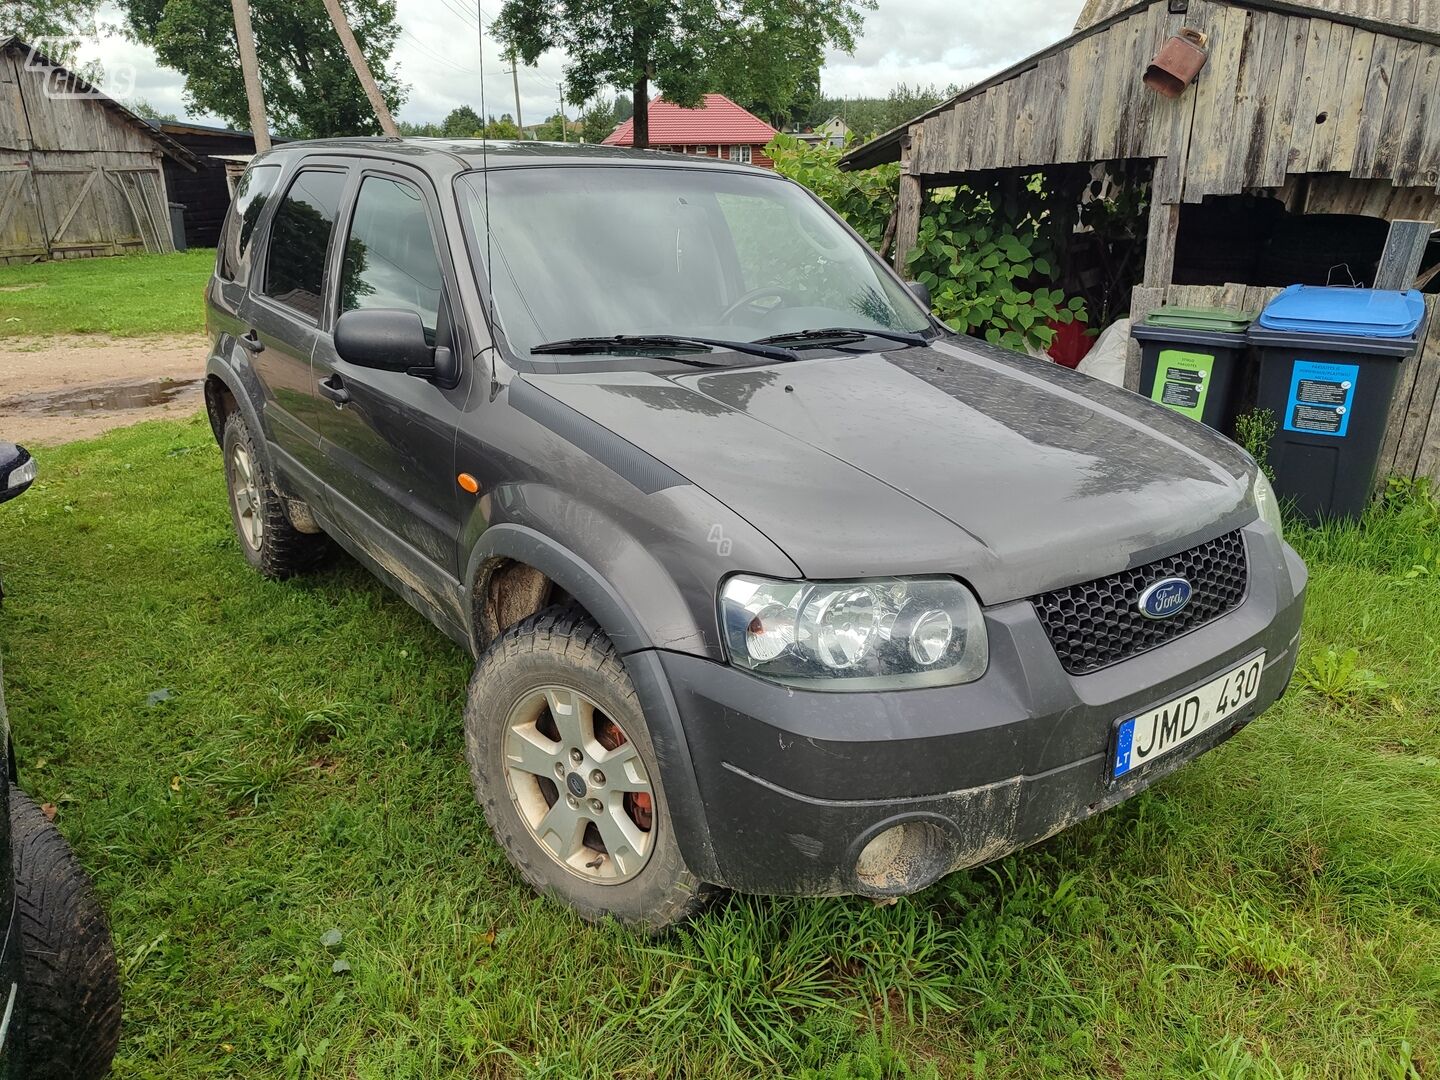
[0,44,175,262]
[907,0,1440,204]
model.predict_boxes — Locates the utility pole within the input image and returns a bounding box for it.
[229,0,270,152]
[319,0,399,137]
[508,48,524,136]
[557,80,565,143]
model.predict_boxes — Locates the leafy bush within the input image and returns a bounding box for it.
[906,182,1086,352]
[770,139,1088,352]
[1234,408,1279,482]
[768,133,900,250]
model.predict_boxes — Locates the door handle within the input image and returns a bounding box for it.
[318,373,352,407]
[237,329,264,354]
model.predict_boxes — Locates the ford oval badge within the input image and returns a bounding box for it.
[1139,577,1193,619]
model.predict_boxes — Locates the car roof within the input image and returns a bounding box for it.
[251,136,775,180]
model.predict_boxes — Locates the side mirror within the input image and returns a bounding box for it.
[0,442,35,504]
[334,308,434,373]
[907,280,932,310]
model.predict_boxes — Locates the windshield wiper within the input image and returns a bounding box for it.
[755,326,929,348]
[532,334,799,363]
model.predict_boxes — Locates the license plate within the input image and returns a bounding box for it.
[1111,653,1265,780]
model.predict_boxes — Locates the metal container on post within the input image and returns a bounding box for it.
[1247,285,1425,522]
[1131,306,1253,431]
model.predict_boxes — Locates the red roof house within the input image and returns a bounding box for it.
[603,94,778,167]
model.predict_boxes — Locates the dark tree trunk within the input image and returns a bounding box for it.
[632,73,649,148]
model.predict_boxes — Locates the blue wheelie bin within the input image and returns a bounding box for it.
[1247,285,1426,522]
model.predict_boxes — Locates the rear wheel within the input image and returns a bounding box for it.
[10,790,121,1080]
[222,411,329,578]
[464,607,714,930]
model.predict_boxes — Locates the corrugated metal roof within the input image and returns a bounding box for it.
[603,94,777,146]
[1076,0,1440,31]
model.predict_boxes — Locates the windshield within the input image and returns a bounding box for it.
[457,166,931,360]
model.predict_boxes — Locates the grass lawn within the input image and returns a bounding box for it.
[1,417,1437,1078]
[0,250,213,339]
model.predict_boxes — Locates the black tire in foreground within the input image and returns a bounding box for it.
[10,790,121,1080]
[222,411,330,579]
[465,607,716,931]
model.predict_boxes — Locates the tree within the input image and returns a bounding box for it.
[708,22,824,129]
[482,114,521,139]
[441,104,484,138]
[119,0,407,138]
[131,98,179,122]
[3,1,97,64]
[581,99,621,144]
[494,0,873,149]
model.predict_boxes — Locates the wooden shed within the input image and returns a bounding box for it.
[155,121,282,250]
[0,37,197,264]
[841,0,1440,488]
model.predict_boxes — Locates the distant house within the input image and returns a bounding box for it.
[152,120,285,249]
[0,36,197,263]
[796,117,850,149]
[603,94,778,167]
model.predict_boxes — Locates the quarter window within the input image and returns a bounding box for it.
[337,175,445,344]
[263,167,348,319]
[218,163,280,281]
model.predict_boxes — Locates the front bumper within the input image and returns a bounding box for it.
[652,525,1307,896]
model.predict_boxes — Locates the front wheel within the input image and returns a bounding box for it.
[464,607,715,930]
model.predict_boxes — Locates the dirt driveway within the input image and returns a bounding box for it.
[0,334,208,445]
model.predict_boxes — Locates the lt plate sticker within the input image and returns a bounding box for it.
[1283,360,1359,438]
[1150,348,1214,422]
[1112,654,1265,779]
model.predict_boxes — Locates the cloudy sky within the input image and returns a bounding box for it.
[74,0,1087,129]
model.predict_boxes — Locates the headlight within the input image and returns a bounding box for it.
[7,456,36,490]
[719,575,988,690]
[1252,471,1283,539]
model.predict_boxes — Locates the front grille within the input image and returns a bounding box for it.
[1031,530,1249,675]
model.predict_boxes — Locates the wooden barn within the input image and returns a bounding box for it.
[0,37,197,264]
[841,0,1440,488]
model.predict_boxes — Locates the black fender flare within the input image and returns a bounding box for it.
[462,523,721,881]
[462,523,654,658]
[204,355,268,467]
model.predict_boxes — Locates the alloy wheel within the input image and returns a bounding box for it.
[502,685,656,884]
[228,442,263,552]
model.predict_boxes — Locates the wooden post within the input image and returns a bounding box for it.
[229,0,271,153]
[1375,219,1434,290]
[893,132,922,274]
[1142,201,1181,287]
[320,0,399,138]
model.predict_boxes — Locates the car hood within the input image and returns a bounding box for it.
[516,337,1257,603]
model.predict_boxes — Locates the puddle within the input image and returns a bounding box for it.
[0,377,203,416]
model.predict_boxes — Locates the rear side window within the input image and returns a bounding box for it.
[218,164,280,282]
[338,175,445,343]
[263,168,348,319]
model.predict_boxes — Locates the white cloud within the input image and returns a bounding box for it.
[67,0,1087,130]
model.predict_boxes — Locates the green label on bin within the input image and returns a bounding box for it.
[1150,349,1214,422]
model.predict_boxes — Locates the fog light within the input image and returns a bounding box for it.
[853,821,949,893]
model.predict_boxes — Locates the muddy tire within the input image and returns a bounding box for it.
[465,607,715,931]
[10,790,121,1080]
[222,411,329,579]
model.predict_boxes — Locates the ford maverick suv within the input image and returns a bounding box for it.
[204,139,1307,929]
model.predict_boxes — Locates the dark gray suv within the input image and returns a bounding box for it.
[204,138,1307,928]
